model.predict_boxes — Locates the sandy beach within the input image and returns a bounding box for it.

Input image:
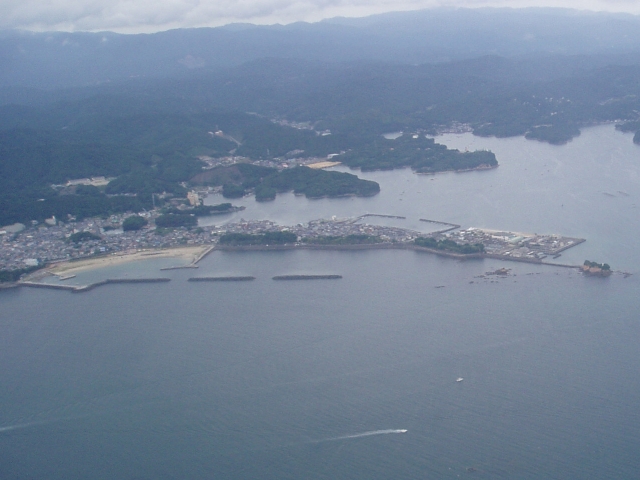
[43,245,211,276]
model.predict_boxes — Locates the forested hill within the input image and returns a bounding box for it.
[5,53,640,145]
[2,8,640,225]
[3,8,640,89]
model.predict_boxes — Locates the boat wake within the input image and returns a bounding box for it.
[320,429,408,442]
[0,413,92,433]
[0,422,44,433]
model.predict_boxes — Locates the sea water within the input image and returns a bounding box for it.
[1,125,640,479]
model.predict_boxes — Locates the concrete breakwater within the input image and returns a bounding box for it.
[20,277,171,293]
[73,278,171,293]
[160,245,215,270]
[359,214,407,220]
[19,281,79,291]
[188,276,255,282]
[554,238,586,253]
[193,245,216,264]
[160,265,199,271]
[419,218,460,234]
[272,275,342,280]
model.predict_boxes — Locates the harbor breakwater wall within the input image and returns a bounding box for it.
[188,276,255,282]
[20,278,171,293]
[160,245,216,270]
[273,275,342,280]
[419,218,461,234]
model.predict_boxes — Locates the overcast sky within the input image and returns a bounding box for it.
[2,0,640,33]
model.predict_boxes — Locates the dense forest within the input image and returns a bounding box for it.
[191,164,380,200]
[3,22,640,226]
[155,213,198,228]
[338,134,497,172]
[161,203,238,216]
[415,237,485,254]
[68,231,101,243]
[218,232,298,246]
[301,235,382,245]
[122,215,148,231]
[0,266,41,283]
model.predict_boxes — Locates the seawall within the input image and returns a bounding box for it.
[188,276,255,282]
[272,275,342,280]
[20,277,171,293]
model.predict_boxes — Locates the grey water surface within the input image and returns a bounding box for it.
[1,125,640,479]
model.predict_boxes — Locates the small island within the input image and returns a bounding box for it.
[582,260,612,277]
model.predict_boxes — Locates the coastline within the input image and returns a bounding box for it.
[9,241,598,292]
[16,234,590,287]
[415,164,498,175]
[214,242,583,267]
[40,245,210,277]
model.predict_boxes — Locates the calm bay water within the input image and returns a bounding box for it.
[1,125,640,479]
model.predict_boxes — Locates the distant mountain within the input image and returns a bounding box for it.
[2,8,640,89]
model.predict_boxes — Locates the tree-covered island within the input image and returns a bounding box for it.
[582,260,612,276]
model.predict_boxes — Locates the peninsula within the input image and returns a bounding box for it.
[5,212,594,289]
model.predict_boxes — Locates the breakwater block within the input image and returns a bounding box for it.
[188,276,255,282]
[72,277,171,292]
[272,275,342,280]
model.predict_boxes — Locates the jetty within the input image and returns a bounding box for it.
[358,214,407,220]
[419,218,461,233]
[160,264,199,271]
[20,277,171,293]
[19,281,79,291]
[188,276,255,282]
[272,275,342,280]
[160,245,215,270]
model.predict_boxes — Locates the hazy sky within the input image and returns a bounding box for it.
[2,0,640,33]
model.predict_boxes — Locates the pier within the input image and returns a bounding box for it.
[272,275,342,280]
[160,265,199,271]
[188,276,255,282]
[358,214,407,220]
[160,245,215,270]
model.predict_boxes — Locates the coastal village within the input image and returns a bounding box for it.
[0,206,586,273]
